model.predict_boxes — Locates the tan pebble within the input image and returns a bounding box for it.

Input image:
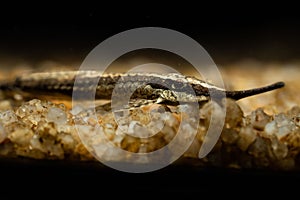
[237,126,257,151]
[223,99,244,128]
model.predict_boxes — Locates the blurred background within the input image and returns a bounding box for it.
[1,4,300,68]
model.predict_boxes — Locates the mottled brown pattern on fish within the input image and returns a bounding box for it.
[0,71,285,104]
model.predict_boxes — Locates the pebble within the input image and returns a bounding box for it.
[265,113,296,140]
[46,107,67,125]
[237,126,257,151]
[0,123,6,143]
[250,108,271,130]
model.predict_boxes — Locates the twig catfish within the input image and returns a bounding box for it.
[0,71,285,104]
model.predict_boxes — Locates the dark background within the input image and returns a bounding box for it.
[1,4,300,68]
